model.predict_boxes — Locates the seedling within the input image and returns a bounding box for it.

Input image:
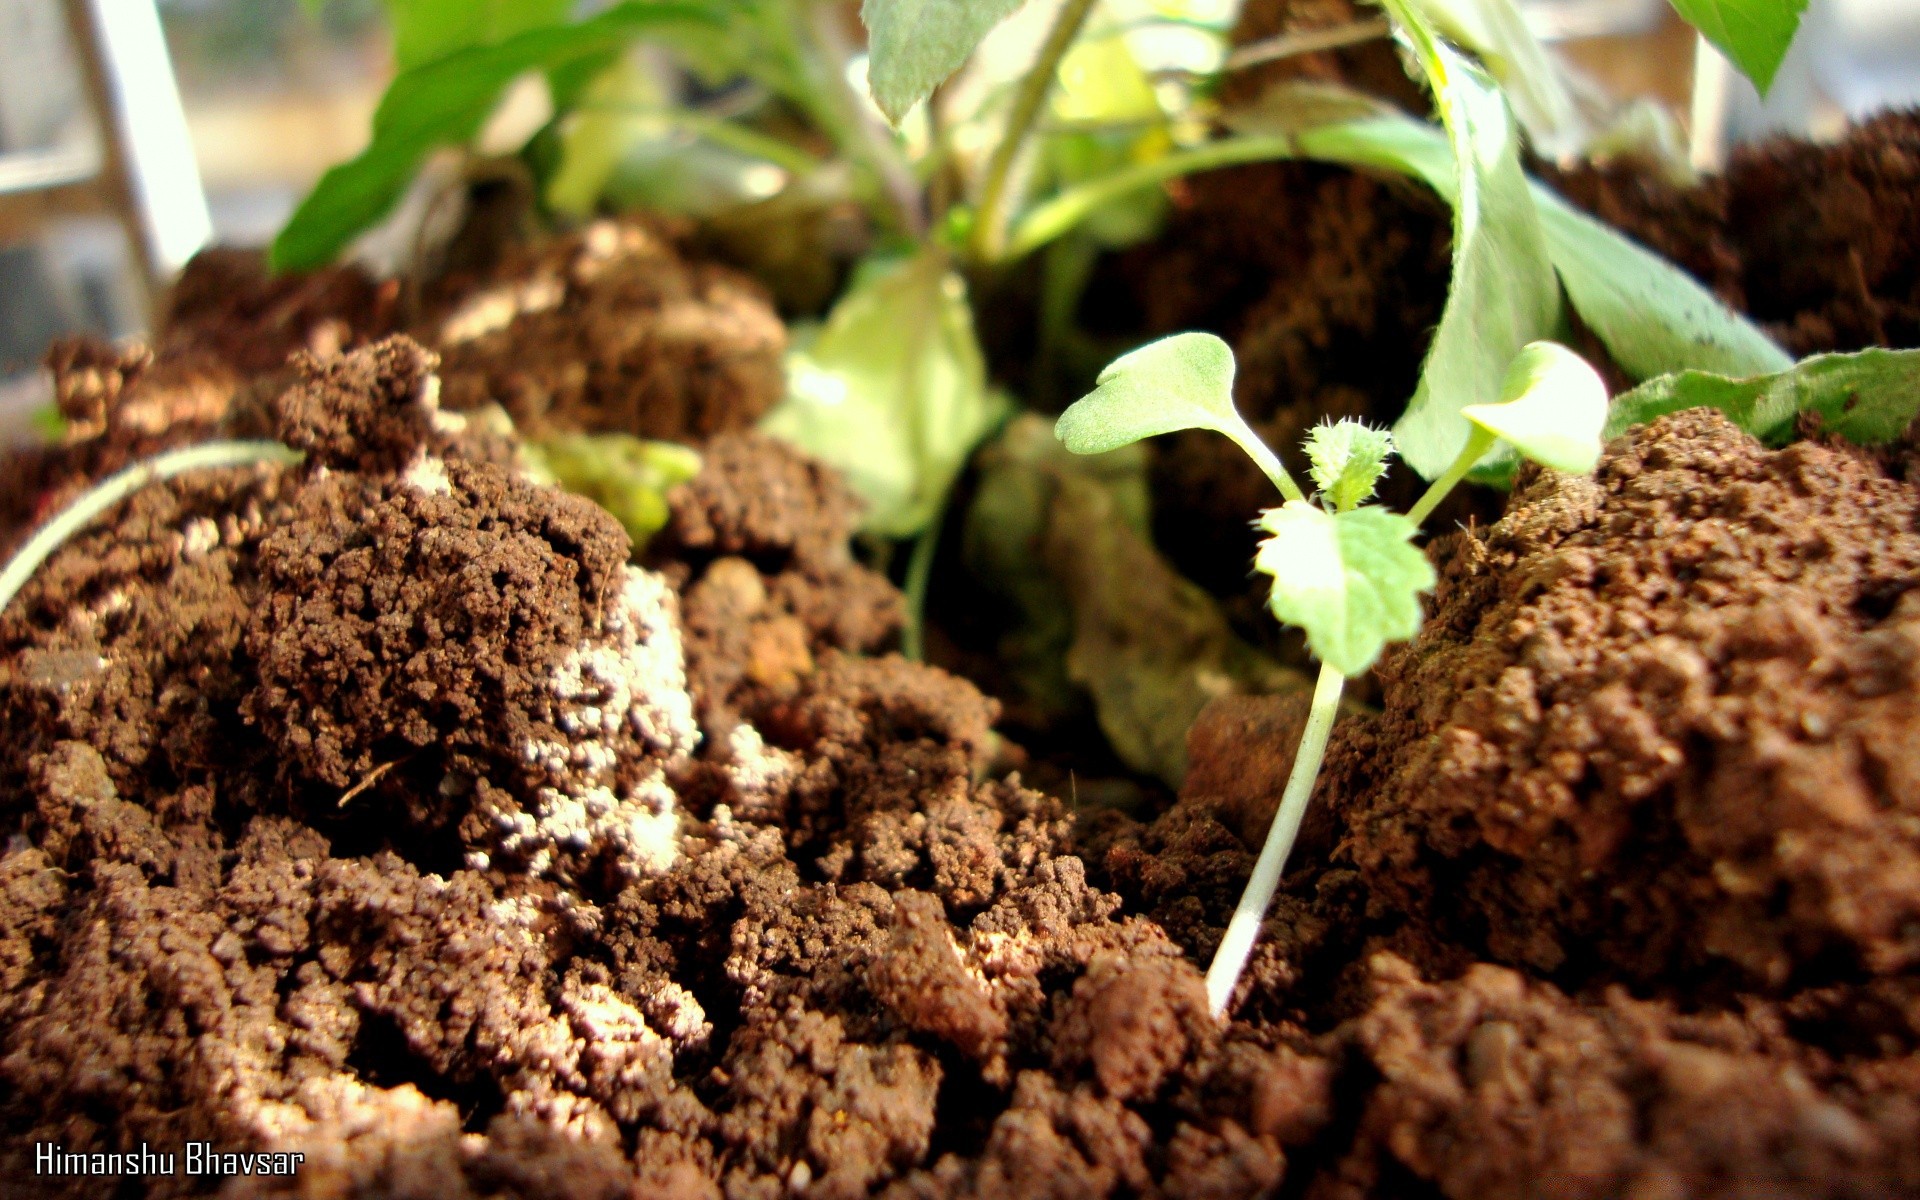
[1058,333,1609,1016]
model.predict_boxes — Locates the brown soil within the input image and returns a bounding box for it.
[418,219,788,442]
[4,104,1920,1200]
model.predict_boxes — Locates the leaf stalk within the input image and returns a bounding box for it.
[970,0,1101,263]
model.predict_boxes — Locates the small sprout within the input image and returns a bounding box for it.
[1061,332,1611,1020]
[1254,502,1433,678]
[1461,341,1608,474]
[1303,419,1394,511]
[521,433,702,551]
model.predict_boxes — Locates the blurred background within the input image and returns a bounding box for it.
[2,0,1918,409]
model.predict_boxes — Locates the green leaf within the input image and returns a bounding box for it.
[1303,420,1395,511]
[1056,333,1242,454]
[271,2,722,272]
[1461,341,1607,473]
[1667,0,1807,95]
[1407,0,1586,159]
[521,433,703,550]
[861,0,1029,125]
[1531,187,1791,380]
[1227,90,1791,384]
[1375,0,1562,481]
[761,249,1011,537]
[1604,348,1920,447]
[385,0,573,70]
[1254,503,1436,677]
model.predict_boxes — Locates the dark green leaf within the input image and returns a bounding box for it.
[271,2,723,272]
[1667,0,1807,94]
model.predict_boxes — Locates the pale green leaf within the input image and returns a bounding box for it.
[861,0,1029,125]
[761,249,1011,537]
[385,0,573,71]
[1604,347,1920,446]
[522,433,702,549]
[1376,0,1562,480]
[1461,341,1607,473]
[1668,0,1807,94]
[1254,503,1435,677]
[1407,0,1587,159]
[1056,332,1242,454]
[272,2,723,271]
[1303,420,1395,511]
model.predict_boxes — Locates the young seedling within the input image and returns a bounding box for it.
[1055,333,1608,1017]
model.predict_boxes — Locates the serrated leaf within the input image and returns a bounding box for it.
[1304,420,1395,511]
[1254,503,1435,677]
[272,2,722,271]
[861,0,1028,125]
[1604,347,1920,447]
[1461,341,1607,473]
[1668,0,1807,95]
[1375,0,1562,480]
[762,249,1011,537]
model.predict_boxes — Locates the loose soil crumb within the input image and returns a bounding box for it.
[421,219,788,442]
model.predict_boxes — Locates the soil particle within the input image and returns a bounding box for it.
[1328,408,1920,988]
[1049,949,1216,1102]
[422,218,787,442]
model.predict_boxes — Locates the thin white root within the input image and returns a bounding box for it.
[0,439,304,618]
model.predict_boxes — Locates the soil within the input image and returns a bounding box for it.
[3,79,1920,1200]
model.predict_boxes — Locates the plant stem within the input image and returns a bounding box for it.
[1204,658,1346,1018]
[971,0,1100,263]
[1228,424,1308,505]
[901,510,942,662]
[1405,425,1497,526]
[0,440,304,618]
[1222,17,1392,72]
[801,3,925,238]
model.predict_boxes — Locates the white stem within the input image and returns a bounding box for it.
[1204,659,1347,1018]
[0,439,303,617]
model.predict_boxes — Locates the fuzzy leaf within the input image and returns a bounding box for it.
[272,2,722,271]
[861,0,1029,125]
[763,249,1010,537]
[1376,0,1562,480]
[1304,421,1395,510]
[1056,332,1260,454]
[1255,503,1436,677]
[1667,0,1807,94]
[1605,347,1920,447]
[1462,341,1608,473]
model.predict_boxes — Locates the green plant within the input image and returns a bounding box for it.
[1057,333,1610,1015]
